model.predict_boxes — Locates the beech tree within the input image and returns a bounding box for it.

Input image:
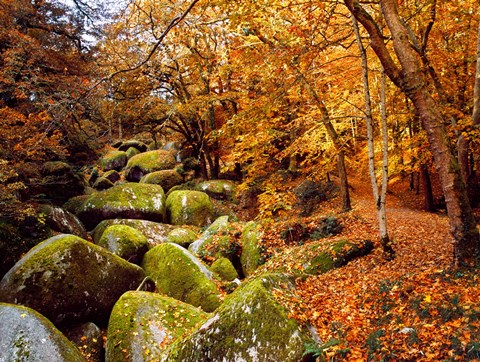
[344,0,480,266]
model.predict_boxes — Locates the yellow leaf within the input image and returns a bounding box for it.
[423,295,431,303]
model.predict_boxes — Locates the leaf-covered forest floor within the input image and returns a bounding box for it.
[259,176,480,361]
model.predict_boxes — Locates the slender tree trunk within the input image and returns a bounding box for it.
[421,164,435,212]
[345,0,480,266]
[353,17,393,259]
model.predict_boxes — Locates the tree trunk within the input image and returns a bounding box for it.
[345,0,480,266]
[421,164,435,212]
[353,16,393,259]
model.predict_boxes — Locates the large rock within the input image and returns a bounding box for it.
[92,219,179,248]
[0,234,145,326]
[0,303,86,362]
[166,190,214,227]
[240,221,265,277]
[140,169,183,192]
[66,183,166,230]
[141,243,221,312]
[188,216,240,262]
[197,180,237,201]
[125,150,177,182]
[106,291,209,362]
[40,204,88,239]
[166,273,316,361]
[97,224,149,264]
[98,150,128,171]
[118,140,148,153]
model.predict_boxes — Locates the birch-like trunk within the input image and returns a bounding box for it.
[345,0,480,266]
[353,17,394,259]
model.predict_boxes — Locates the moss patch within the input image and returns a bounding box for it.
[98,224,149,264]
[166,273,312,361]
[240,221,264,277]
[71,183,166,230]
[210,258,238,282]
[141,243,221,312]
[106,291,209,362]
[166,190,214,227]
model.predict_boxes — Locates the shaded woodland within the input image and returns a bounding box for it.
[1,0,480,360]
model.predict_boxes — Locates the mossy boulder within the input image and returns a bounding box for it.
[303,239,374,275]
[166,273,314,361]
[99,151,128,172]
[166,227,200,248]
[125,150,177,182]
[141,243,221,312]
[125,146,140,159]
[92,176,114,190]
[0,303,86,362]
[38,161,86,202]
[197,180,237,201]
[118,140,148,153]
[240,221,265,277]
[104,169,121,183]
[67,183,166,230]
[210,257,238,282]
[40,204,88,239]
[189,216,240,262]
[98,225,149,264]
[166,190,214,227]
[92,219,178,248]
[140,169,183,192]
[0,234,145,326]
[106,291,209,361]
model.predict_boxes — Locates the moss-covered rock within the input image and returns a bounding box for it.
[0,234,145,325]
[92,219,179,248]
[118,140,148,153]
[38,161,86,202]
[141,243,221,312]
[104,169,121,183]
[67,183,166,230]
[125,150,177,182]
[240,221,264,277]
[64,322,103,362]
[197,180,237,201]
[188,216,241,265]
[98,224,149,264]
[303,239,374,275]
[140,169,183,192]
[99,151,128,172]
[40,204,88,239]
[166,273,314,361]
[92,176,114,190]
[0,303,86,362]
[42,161,72,176]
[166,190,214,227]
[210,258,238,282]
[106,291,209,362]
[166,227,200,248]
[125,146,140,159]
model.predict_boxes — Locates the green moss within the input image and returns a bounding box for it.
[140,170,183,192]
[99,150,128,171]
[210,258,238,281]
[166,273,310,361]
[141,243,221,312]
[240,221,264,277]
[166,190,214,227]
[167,227,199,248]
[197,180,237,201]
[73,183,166,229]
[106,291,209,362]
[98,225,148,264]
[126,150,176,173]
[0,234,145,325]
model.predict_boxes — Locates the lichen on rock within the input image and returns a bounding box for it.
[141,243,221,312]
[106,291,209,362]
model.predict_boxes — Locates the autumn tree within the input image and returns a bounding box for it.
[344,0,480,266]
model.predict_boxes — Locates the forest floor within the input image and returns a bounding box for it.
[262,175,480,361]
